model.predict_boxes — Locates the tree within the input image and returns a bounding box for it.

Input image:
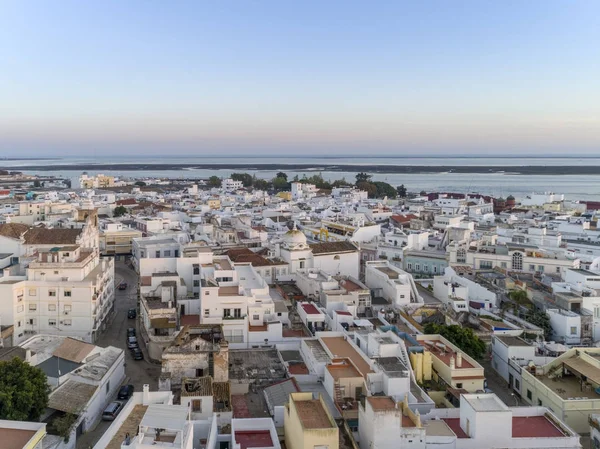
[397,184,407,197]
[423,323,487,359]
[253,179,270,190]
[208,176,221,187]
[33,180,41,188]
[355,172,372,184]
[113,205,128,217]
[276,172,288,181]
[272,176,289,191]
[525,310,552,340]
[509,289,531,307]
[231,173,253,187]
[134,181,146,187]
[373,181,397,199]
[0,357,49,421]
[53,413,78,443]
[356,181,377,198]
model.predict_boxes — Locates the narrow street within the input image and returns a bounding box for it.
[76,260,160,449]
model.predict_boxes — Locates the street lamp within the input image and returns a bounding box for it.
[510,393,519,407]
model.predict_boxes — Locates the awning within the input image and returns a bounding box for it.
[563,357,600,386]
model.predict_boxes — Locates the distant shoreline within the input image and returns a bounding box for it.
[5,163,600,175]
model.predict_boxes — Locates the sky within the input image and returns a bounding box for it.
[1,0,599,157]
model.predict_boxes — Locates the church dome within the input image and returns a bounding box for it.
[283,225,307,249]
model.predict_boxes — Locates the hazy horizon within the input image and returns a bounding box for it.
[2,1,599,157]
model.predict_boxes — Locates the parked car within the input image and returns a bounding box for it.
[117,384,134,400]
[102,401,123,421]
[128,308,137,319]
[127,327,136,337]
[118,281,128,290]
[127,336,138,349]
[131,348,144,360]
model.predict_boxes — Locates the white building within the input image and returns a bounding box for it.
[433,267,497,311]
[222,178,244,192]
[364,261,423,306]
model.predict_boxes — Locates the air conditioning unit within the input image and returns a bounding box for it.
[64,311,69,315]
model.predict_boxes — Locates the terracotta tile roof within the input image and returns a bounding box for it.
[0,223,29,240]
[226,248,276,267]
[116,198,137,205]
[391,214,418,224]
[23,228,82,245]
[309,241,358,255]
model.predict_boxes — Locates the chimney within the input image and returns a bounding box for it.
[449,356,456,369]
[457,352,463,368]
[143,384,150,405]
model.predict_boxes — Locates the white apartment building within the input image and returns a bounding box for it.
[291,182,318,200]
[433,267,497,311]
[222,178,244,191]
[364,260,423,307]
[497,226,562,248]
[0,245,114,345]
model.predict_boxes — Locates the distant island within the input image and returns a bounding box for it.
[3,162,600,175]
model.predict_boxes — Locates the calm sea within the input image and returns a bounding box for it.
[3,156,600,201]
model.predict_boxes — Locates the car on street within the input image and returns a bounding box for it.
[128,308,137,319]
[131,348,144,360]
[102,401,123,421]
[127,336,138,349]
[117,384,134,400]
[127,327,136,337]
[118,281,128,290]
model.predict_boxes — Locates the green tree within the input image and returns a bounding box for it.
[276,172,288,181]
[423,324,487,359]
[253,179,270,190]
[272,176,289,191]
[0,358,49,421]
[397,184,407,197]
[134,181,146,187]
[53,413,78,443]
[509,289,531,307]
[355,172,372,184]
[208,176,222,187]
[356,181,377,198]
[373,181,397,199]
[113,205,128,217]
[231,173,253,187]
[525,310,552,340]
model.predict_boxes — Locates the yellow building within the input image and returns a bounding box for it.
[100,226,143,256]
[284,392,339,449]
[277,191,292,201]
[416,334,485,392]
[207,198,221,210]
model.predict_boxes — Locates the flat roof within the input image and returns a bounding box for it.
[1,428,38,449]
[294,399,335,429]
[234,430,273,449]
[320,337,373,379]
[141,404,188,432]
[327,360,362,380]
[106,405,148,449]
[496,335,531,347]
[512,416,565,438]
[463,394,508,412]
[301,303,321,315]
[367,396,396,411]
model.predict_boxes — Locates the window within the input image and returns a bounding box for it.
[424,265,429,272]
[64,290,71,297]
[538,265,544,272]
[570,326,577,335]
[191,399,202,412]
[193,280,200,287]
[457,248,466,263]
[456,383,463,389]
[49,289,56,297]
[29,304,37,311]
[501,262,507,268]
[480,261,493,269]
[29,288,37,296]
[224,308,231,318]
[512,252,523,270]
[527,390,532,400]
[64,252,70,257]
[164,250,171,257]
[400,295,405,299]
[515,379,520,390]
[415,264,420,272]
[28,319,35,325]
[48,304,57,311]
[155,251,160,258]
[529,264,536,272]
[63,319,72,326]
[556,267,561,273]
[204,309,210,316]
[54,271,59,274]
[17,305,24,313]
[407,263,413,271]
[106,381,110,393]
[48,319,57,326]
[299,261,305,269]
[433,266,438,273]
[537,399,542,406]
[234,308,242,318]
[174,250,179,257]
[64,305,72,312]
[193,266,200,275]
[334,255,340,260]
[253,314,260,320]
[205,291,210,296]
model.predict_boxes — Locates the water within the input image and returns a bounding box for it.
[3,156,600,201]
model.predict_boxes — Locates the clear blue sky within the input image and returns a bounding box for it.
[1,0,599,157]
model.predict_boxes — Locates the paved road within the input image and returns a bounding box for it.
[76,261,160,449]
